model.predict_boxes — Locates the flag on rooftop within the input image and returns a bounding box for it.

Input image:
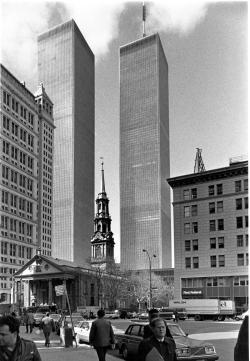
[55,284,65,296]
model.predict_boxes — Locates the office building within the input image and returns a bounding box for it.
[120,33,171,270]
[0,64,54,302]
[37,20,95,266]
[168,159,248,312]
[34,83,55,257]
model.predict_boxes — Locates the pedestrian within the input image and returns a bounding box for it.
[0,315,41,361]
[24,311,34,333]
[143,309,173,340]
[89,309,115,361]
[138,317,177,361]
[234,315,248,361]
[41,312,55,347]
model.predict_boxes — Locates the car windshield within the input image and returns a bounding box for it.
[168,324,186,337]
[35,313,44,317]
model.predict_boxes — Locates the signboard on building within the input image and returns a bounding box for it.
[182,288,203,298]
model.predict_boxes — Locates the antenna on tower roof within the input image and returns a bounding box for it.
[194,148,206,173]
[142,2,146,37]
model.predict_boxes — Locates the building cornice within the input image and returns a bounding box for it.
[167,161,248,188]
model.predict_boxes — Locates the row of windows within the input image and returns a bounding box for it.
[2,190,33,216]
[182,276,248,288]
[1,241,33,259]
[1,216,33,236]
[2,115,34,150]
[183,179,248,200]
[184,198,248,218]
[2,165,33,196]
[0,268,17,274]
[185,253,248,268]
[184,217,248,234]
[2,140,34,172]
[185,235,248,251]
[3,90,35,130]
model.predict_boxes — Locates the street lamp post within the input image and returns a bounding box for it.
[142,249,156,309]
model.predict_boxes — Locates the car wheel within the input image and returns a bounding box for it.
[122,345,129,360]
[194,315,201,321]
[217,315,225,321]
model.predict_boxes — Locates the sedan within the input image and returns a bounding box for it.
[115,322,219,360]
[74,320,94,344]
[74,320,122,344]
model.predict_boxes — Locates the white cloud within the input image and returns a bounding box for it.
[147,0,208,35]
[0,0,209,90]
[0,0,125,90]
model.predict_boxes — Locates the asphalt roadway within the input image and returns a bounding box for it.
[19,319,242,361]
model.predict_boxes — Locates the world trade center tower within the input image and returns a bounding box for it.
[120,33,171,270]
[37,20,94,266]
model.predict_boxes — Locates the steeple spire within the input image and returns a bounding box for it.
[101,158,106,194]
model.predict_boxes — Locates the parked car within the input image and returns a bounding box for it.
[115,321,219,360]
[138,312,148,320]
[33,313,45,327]
[56,314,84,335]
[104,311,119,319]
[74,320,122,344]
[74,320,94,343]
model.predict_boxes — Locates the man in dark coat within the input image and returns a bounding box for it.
[143,309,173,340]
[0,315,41,361]
[234,315,249,361]
[138,318,177,361]
[89,309,115,361]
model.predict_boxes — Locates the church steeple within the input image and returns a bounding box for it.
[101,160,106,194]
[91,161,115,269]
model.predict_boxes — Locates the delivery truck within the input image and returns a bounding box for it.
[169,299,235,321]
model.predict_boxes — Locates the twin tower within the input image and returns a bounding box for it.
[38,19,171,271]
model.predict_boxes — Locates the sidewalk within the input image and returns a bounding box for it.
[19,326,120,360]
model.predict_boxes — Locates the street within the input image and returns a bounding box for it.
[19,318,242,361]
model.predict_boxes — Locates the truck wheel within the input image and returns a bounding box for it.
[122,345,129,360]
[217,315,225,321]
[194,315,201,321]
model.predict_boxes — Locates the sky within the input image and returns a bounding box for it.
[0,0,248,263]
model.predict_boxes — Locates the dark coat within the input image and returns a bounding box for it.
[41,316,54,333]
[0,336,41,361]
[234,315,249,361]
[138,335,177,361]
[89,317,115,347]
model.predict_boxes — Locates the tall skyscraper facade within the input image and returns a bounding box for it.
[0,64,54,302]
[120,34,171,270]
[37,20,95,266]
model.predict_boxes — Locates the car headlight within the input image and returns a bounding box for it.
[205,345,216,354]
[176,347,191,356]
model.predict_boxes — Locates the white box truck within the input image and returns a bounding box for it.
[169,299,235,321]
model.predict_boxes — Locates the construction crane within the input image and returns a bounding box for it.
[194,148,206,173]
